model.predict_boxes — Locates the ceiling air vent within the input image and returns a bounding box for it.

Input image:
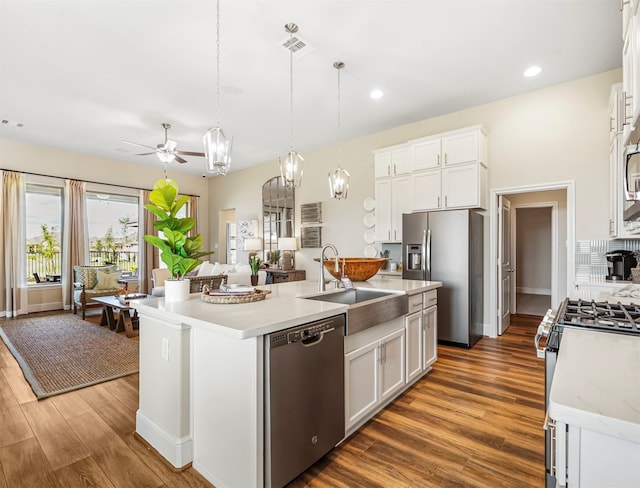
[1,118,25,128]
[281,35,314,58]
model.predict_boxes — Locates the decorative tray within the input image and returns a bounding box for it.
[201,284,271,304]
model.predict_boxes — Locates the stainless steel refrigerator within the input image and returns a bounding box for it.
[402,209,483,348]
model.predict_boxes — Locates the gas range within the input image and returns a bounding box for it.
[555,298,640,335]
[536,297,640,487]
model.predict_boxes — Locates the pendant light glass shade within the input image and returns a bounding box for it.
[280,23,303,188]
[329,61,349,199]
[328,167,350,199]
[204,127,232,175]
[204,0,232,176]
[280,150,304,188]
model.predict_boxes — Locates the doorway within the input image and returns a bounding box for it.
[490,182,575,337]
[218,209,236,264]
[513,205,554,316]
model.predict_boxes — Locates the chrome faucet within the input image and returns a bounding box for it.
[319,244,339,292]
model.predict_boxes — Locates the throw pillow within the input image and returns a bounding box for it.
[197,261,214,276]
[95,269,122,290]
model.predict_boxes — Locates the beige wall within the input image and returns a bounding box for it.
[209,70,620,279]
[0,140,210,311]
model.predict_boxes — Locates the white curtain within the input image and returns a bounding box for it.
[0,171,26,317]
[61,179,88,310]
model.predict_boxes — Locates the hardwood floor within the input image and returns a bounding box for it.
[0,313,544,487]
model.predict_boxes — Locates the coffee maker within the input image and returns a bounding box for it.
[605,250,637,280]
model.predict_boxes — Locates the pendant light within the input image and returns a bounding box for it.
[203,0,232,175]
[328,61,350,199]
[279,23,304,188]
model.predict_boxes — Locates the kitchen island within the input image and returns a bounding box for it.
[549,328,640,486]
[132,278,441,488]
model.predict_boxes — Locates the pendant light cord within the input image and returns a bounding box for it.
[289,27,294,152]
[337,63,342,169]
[216,0,221,127]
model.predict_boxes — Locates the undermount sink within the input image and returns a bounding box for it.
[304,288,408,335]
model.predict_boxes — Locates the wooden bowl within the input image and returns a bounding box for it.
[322,258,388,281]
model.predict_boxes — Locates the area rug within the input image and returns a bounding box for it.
[0,313,138,399]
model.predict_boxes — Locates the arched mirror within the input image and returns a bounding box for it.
[262,177,294,261]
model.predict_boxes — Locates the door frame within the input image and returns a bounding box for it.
[488,181,575,338]
[511,202,559,313]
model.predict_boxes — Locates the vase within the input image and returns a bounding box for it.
[250,274,259,286]
[164,278,191,302]
[631,268,640,283]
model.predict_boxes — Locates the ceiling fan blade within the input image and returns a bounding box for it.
[134,152,157,156]
[176,150,206,157]
[121,140,157,150]
[174,155,188,164]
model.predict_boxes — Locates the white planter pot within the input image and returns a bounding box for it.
[164,278,190,302]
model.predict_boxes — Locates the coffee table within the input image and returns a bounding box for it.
[91,295,148,338]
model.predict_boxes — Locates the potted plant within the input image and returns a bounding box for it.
[249,255,262,286]
[144,178,214,301]
[269,250,281,268]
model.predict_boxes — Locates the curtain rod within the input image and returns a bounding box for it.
[0,167,200,198]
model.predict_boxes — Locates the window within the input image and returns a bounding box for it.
[86,192,139,273]
[26,184,63,285]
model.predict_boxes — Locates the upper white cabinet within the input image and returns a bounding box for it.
[375,176,413,242]
[412,125,488,211]
[374,144,412,179]
[622,7,640,144]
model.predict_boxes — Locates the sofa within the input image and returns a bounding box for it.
[72,264,124,319]
[150,262,267,297]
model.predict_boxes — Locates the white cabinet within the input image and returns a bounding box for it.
[405,292,438,385]
[441,162,488,209]
[374,144,412,178]
[411,126,488,211]
[412,126,487,170]
[413,170,442,211]
[422,305,437,369]
[405,311,423,383]
[412,137,441,171]
[375,175,412,242]
[552,421,640,487]
[622,9,640,144]
[345,326,406,431]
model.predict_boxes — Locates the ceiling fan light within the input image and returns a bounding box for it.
[203,127,233,175]
[328,167,350,199]
[280,150,304,188]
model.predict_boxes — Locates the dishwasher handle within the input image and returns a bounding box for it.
[299,327,336,347]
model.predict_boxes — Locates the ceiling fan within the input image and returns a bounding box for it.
[121,123,205,164]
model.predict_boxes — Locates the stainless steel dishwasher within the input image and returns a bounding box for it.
[264,314,345,488]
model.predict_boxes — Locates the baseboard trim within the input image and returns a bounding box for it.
[517,287,551,296]
[135,411,193,469]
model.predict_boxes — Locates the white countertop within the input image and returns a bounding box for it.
[132,278,442,340]
[549,327,640,443]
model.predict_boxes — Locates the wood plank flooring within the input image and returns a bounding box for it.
[0,313,544,487]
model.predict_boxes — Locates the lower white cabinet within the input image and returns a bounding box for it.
[405,304,438,384]
[345,324,406,432]
[422,305,438,370]
[553,420,640,487]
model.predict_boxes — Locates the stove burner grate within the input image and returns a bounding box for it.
[556,299,640,334]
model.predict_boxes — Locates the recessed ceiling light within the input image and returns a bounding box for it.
[523,65,542,77]
[370,89,384,100]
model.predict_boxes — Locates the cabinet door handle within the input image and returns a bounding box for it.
[437,154,440,166]
[622,91,633,126]
[387,165,391,176]
[610,116,615,132]
[444,195,448,207]
[444,153,448,165]
[437,196,440,208]
[394,164,397,175]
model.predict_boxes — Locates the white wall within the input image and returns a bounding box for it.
[516,207,552,293]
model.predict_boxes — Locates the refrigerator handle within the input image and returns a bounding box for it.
[424,229,431,280]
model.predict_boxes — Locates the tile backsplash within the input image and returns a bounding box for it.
[576,239,640,282]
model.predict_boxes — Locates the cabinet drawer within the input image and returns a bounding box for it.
[273,274,288,283]
[423,290,437,308]
[408,294,423,314]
